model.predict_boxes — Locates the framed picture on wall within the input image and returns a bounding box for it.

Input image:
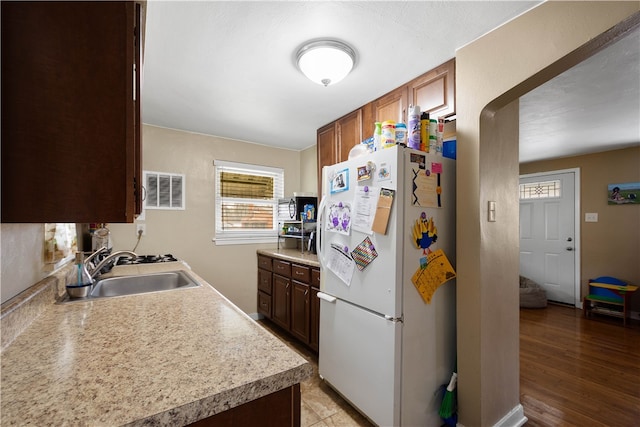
[607,182,640,205]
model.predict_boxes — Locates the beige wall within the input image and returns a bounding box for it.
[108,125,303,314]
[456,2,639,426]
[520,146,640,311]
[300,145,318,195]
[0,224,49,304]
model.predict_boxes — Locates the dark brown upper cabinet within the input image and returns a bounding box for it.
[1,1,143,223]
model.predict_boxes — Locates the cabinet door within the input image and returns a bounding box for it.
[373,86,408,125]
[408,59,455,118]
[317,123,336,199]
[309,286,320,352]
[337,109,363,163]
[258,291,272,319]
[291,281,310,344]
[272,275,291,330]
[258,268,272,294]
[1,1,142,223]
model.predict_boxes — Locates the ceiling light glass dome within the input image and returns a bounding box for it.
[296,40,355,87]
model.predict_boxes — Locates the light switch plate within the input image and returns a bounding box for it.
[488,201,496,222]
[585,213,598,222]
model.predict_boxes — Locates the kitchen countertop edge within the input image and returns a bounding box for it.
[257,248,319,267]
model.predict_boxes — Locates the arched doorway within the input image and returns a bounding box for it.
[455,3,640,426]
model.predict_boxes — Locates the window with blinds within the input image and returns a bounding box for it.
[214,160,284,245]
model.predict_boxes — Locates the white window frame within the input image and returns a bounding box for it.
[143,170,186,210]
[214,160,284,245]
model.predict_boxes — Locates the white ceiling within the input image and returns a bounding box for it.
[141,1,640,163]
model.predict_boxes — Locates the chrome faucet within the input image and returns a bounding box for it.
[84,246,109,270]
[88,250,138,280]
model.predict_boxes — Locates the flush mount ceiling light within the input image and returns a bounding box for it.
[296,40,355,87]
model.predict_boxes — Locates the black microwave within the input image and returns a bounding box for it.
[278,196,317,221]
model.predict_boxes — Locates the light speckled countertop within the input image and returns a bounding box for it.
[0,262,312,426]
[257,249,319,268]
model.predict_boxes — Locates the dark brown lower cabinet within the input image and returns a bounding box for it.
[272,274,291,330]
[309,287,320,352]
[290,281,310,343]
[188,384,300,427]
[257,254,320,351]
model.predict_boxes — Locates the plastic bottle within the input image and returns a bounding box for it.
[373,122,382,151]
[73,252,92,286]
[66,252,94,298]
[436,117,445,155]
[381,120,396,148]
[420,112,430,152]
[429,119,438,153]
[395,123,407,146]
[407,105,421,150]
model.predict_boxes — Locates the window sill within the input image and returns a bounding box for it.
[212,236,278,246]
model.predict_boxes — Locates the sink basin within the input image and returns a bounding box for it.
[89,270,200,299]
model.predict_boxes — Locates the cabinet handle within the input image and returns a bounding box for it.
[295,271,304,276]
[305,290,309,296]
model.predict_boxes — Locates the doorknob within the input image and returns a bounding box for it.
[566,247,574,251]
[567,237,573,242]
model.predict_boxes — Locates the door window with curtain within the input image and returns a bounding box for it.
[214,160,284,245]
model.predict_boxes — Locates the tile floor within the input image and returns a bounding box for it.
[257,320,374,427]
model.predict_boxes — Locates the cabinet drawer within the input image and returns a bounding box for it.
[258,291,272,318]
[311,269,320,288]
[273,259,291,277]
[258,268,272,294]
[258,255,272,271]
[292,264,310,283]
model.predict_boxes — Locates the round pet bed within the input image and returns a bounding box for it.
[519,275,547,308]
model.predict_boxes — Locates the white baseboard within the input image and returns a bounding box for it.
[492,404,527,427]
[453,404,527,427]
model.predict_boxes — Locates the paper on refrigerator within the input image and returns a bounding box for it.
[352,186,379,234]
[326,243,355,286]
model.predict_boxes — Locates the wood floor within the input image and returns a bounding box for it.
[520,304,640,426]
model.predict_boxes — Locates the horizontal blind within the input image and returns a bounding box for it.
[215,161,284,240]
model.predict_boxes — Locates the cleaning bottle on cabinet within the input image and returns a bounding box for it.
[373,122,382,151]
[407,105,421,150]
[420,112,430,152]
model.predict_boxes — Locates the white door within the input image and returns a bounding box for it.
[519,171,578,305]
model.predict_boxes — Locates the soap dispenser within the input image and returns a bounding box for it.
[66,252,93,298]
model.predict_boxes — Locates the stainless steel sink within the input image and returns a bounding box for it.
[59,270,201,303]
[89,270,200,298]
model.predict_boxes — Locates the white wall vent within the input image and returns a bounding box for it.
[144,170,185,210]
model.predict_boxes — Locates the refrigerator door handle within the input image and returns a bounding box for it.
[317,196,327,268]
[317,292,336,303]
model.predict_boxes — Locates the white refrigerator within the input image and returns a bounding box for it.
[317,145,456,427]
